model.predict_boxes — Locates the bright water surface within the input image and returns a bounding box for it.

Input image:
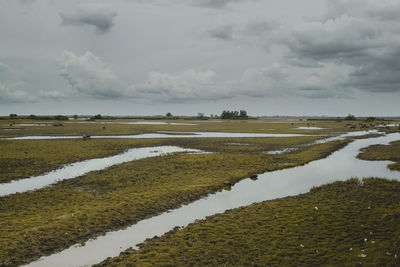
[26,132,400,267]
[296,127,329,130]
[0,146,202,196]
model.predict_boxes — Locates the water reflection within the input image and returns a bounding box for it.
[26,133,400,267]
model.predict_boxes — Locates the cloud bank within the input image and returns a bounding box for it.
[206,0,400,96]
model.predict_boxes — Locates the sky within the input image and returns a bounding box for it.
[1,0,400,117]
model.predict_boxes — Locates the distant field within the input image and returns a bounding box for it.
[0,117,378,138]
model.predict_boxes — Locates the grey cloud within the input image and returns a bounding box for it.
[129,69,233,102]
[129,66,292,102]
[39,90,68,100]
[59,50,125,98]
[207,24,236,40]
[0,62,18,82]
[212,1,400,94]
[19,0,35,4]
[195,0,240,8]
[60,6,117,34]
[0,62,34,103]
[0,82,33,103]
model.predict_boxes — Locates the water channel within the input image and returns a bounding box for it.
[0,146,203,196]
[25,132,400,267]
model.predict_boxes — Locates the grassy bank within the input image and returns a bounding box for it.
[0,139,348,266]
[358,140,400,171]
[96,178,400,266]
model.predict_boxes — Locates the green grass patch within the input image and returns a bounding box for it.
[96,178,400,266]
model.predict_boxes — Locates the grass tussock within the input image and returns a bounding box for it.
[96,178,400,267]
[0,139,348,266]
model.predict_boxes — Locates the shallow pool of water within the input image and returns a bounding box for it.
[0,146,203,196]
[26,132,400,267]
[296,127,329,130]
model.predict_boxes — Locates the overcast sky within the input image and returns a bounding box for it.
[1,0,399,116]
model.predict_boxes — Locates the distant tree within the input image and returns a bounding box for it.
[239,110,248,119]
[344,114,355,120]
[9,114,18,119]
[366,116,376,122]
[73,115,78,120]
[220,110,248,120]
[90,114,102,120]
[54,115,69,120]
[166,112,172,117]
[28,114,37,119]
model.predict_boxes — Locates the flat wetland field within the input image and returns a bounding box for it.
[1,118,399,266]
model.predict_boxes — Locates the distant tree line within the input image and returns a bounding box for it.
[25,114,69,120]
[220,110,248,120]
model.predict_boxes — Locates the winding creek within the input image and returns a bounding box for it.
[0,146,204,196]
[23,132,400,267]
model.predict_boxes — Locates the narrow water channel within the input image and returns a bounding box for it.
[0,146,203,196]
[25,132,400,267]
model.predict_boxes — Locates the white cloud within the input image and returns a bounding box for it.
[59,50,125,98]
[0,82,32,103]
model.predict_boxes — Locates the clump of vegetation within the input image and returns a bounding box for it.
[345,114,356,120]
[91,114,103,120]
[220,110,248,120]
[358,140,400,171]
[95,178,400,266]
[0,139,348,266]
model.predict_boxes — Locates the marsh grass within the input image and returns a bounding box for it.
[0,118,360,138]
[358,140,400,171]
[0,136,324,184]
[0,139,348,266]
[0,139,166,183]
[96,178,400,266]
